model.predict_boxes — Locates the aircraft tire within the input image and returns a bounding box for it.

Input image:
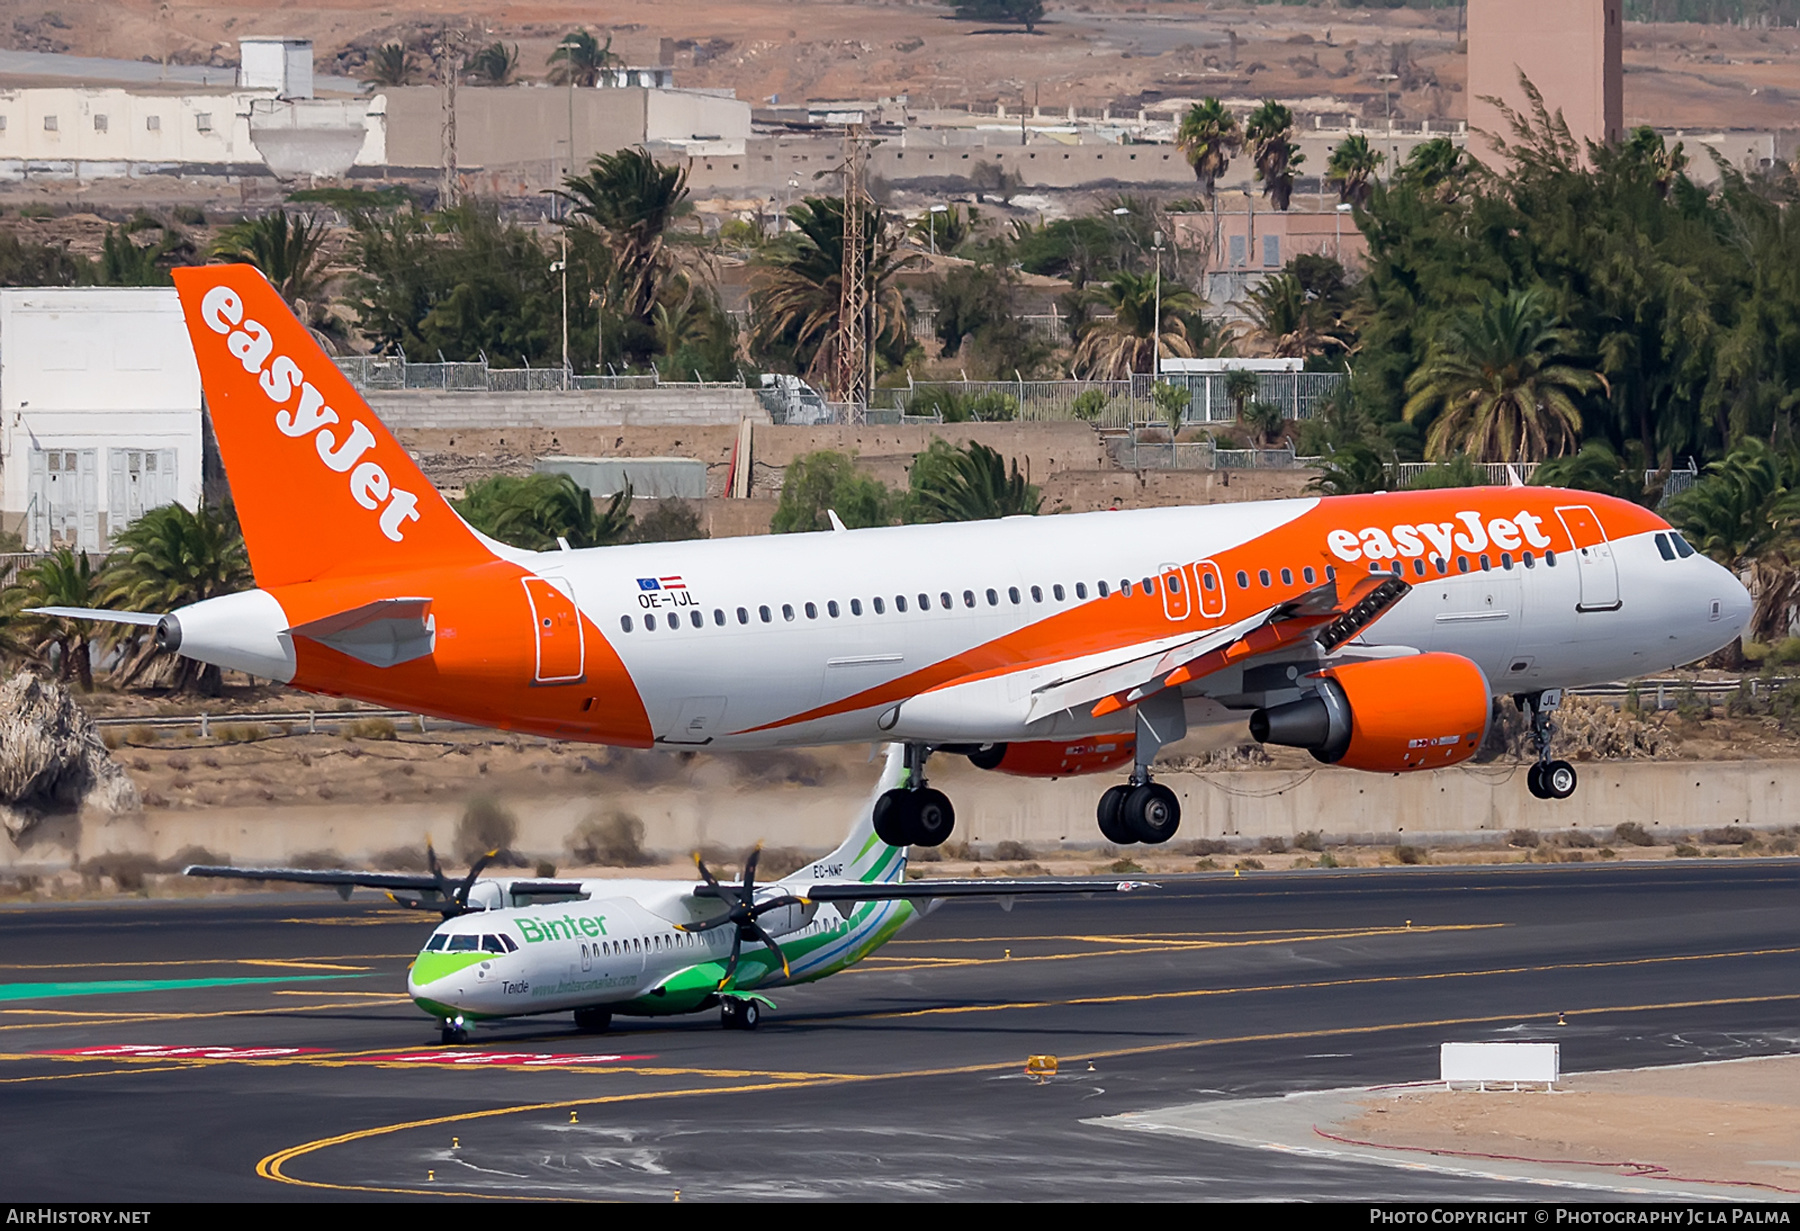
[1545,760,1577,800]
[1526,763,1550,799]
[720,999,742,1030]
[911,788,955,847]
[1097,785,1135,845]
[872,789,917,847]
[740,1000,761,1030]
[1123,783,1181,845]
[574,1006,612,1033]
[439,1024,467,1046]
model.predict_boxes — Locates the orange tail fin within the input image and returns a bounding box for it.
[172,264,491,588]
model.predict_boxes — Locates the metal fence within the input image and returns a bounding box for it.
[333,355,734,394]
[1109,436,1326,471]
[1155,370,1346,423]
[1386,461,1700,504]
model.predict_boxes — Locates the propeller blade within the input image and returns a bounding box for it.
[750,922,792,980]
[741,845,762,903]
[715,929,743,991]
[456,849,498,909]
[693,852,730,900]
[426,840,455,902]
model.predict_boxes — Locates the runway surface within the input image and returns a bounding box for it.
[2,859,1796,1202]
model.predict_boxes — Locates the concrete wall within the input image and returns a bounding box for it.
[366,388,770,431]
[30,758,1799,869]
[0,86,261,165]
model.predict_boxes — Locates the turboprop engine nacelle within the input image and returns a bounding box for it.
[1248,652,1490,773]
[748,892,818,938]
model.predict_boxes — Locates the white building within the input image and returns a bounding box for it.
[0,288,202,552]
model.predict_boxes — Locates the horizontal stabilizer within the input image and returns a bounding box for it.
[25,606,163,626]
[288,597,435,668]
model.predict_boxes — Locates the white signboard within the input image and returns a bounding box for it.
[1441,1042,1560,1086]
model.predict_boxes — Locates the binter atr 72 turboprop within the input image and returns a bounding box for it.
[186,747,1152,1042]
[43,265,1752,849]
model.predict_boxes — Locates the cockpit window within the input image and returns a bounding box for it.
[480,935,507,954]
[447,934,479,951]
[1670,532,1696,559]
[1655,533,1675,562]
[424,934,447,952]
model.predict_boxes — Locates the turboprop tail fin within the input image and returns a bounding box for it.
[171,265,491,589]
[782,744,909,888]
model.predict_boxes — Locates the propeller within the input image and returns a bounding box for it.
[679,845,805,990]
[387,840,498,918]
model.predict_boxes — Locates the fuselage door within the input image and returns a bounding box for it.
[1554,505,1621,612]
[523,576,587,683]
[1159,563,1192,622]
[1194,559,1227,620]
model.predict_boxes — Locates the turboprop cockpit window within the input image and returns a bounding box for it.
[424,935,448,951]
[480,935,507,954]
[447,935,479,951]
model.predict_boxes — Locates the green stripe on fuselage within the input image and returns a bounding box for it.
[408,951,491,985]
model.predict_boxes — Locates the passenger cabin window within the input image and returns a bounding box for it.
[689,610,703,628]
[850,599,862,615]
[941,592,953,609]
[1143,577,1156,596]
[894,595,906,612]
[714,609,726,625]
[1501,553,1513,569]
[918,593,930,610]
[1479,555,1491,571]
[1545,551,1557,566]
[1457,556,1470,573]
[1280,568,1292,585]
[621,615,633,632]
[827,600,839,618]
[1121,580,1133,596]
[985,589,998,606]
[1167,574,1181,594]
[873,597,885,614]
[1009,587,1022,604]
[759,605,772,623]
[645,613,657,630]
[782,604,796,621]
[1523,552,1535,568]
[1258,569,1271,587]
[1030,585,1042,602]
[963,590,976,608]
[1075,582,1088,599]
[1303,567,1315,584]
[1097,581,1110,597]
[1236,571,1249,589]
[1202,572,1216,591]
[805,602,818,619]
[1413,560,1426,577]
[1053,584,1066,601]
[738,607,750,624]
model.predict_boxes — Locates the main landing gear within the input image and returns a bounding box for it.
[1098,688,1187,846]
[873,744,956,848]
[1517,689,1577,801]
[573,1006,612,1033]
[720,997,760,1030]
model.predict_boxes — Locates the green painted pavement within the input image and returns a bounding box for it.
[0,973,371,1003]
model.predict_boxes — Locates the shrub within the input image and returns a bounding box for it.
[1294,831,1324,852]
[101,729,122,750]
[1771,835,1798,854]
[1071,388,1107,421]
[1317,851,1339,868]
[1559,830,1597,849]
[534,860,557,878]
[1700,826,1752,845]
[1672,843,1702,858]
[1184,838,1229,856]
[1105,857,1146,874]
[1259,836,1287,854]
[1508,828,1540,848]
[455,796,518,863]
[1614,822,1655,847]
[216,723,268,744]
[1193,858,1220,870]
[992,840,1034,861]
[567,810,651,866]
[1234,857,1265,871]
[1392,844,1425,865]
[127,725,161,745]
[1598,847,1617,859]
[343,717,397,741]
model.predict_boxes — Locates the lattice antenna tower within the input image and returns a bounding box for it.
[834,121,870,415]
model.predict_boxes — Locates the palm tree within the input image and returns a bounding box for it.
[464,42,520,86]
[548,30,620,88]
[908,203,976,254]
[1395,136,1474,203]
[1244,100,1303,211]
[1223,368,1260,420]
[99,503,252,693]
[1174,99,1241,203]
[558,148,692,323]
[748,197,913,386]
[1668,439,1800,648]
[1307,443,1390,497]
[364,43,417,88]
[1071,271,1200,378]
[209,210,331,307]
[1403,288,1604,463]
[905,440,1041,523]
[1240,269,1352,361]
[455,474,634,551]
[8,548,102,691]
[1326,134,1383,208]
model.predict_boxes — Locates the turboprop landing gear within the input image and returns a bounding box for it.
[1097,690,1186,845]
[1518,690,1577,801]
[873,744,955,847]
[573,1006,612,1033]
[720,997,760,1031]
[439,1016,469,1045]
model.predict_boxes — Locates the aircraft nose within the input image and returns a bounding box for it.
[1719,564,1753,639]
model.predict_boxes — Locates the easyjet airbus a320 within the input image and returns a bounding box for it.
[43,266,1752,848]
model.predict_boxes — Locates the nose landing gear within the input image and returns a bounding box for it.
[873,744,956,847]
[1518,690,1577,800]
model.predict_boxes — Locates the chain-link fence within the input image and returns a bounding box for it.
[333,356,737,394]
[1155,370,1345,422]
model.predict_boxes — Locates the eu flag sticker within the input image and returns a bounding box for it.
[637,578,661,591]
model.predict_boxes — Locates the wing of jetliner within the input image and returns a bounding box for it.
[1026,570,1412,722]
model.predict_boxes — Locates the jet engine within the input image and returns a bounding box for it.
[967,738,1136,778]
[1248,652,1490,773]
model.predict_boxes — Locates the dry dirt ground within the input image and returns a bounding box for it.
[0,1,1792,132]
[1333,1054,1800,1197]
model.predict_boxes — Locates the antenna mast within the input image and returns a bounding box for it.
[834,120,869,419]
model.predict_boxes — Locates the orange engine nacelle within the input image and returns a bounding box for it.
[1249,652,1491,773]
[968,738,1136,778]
